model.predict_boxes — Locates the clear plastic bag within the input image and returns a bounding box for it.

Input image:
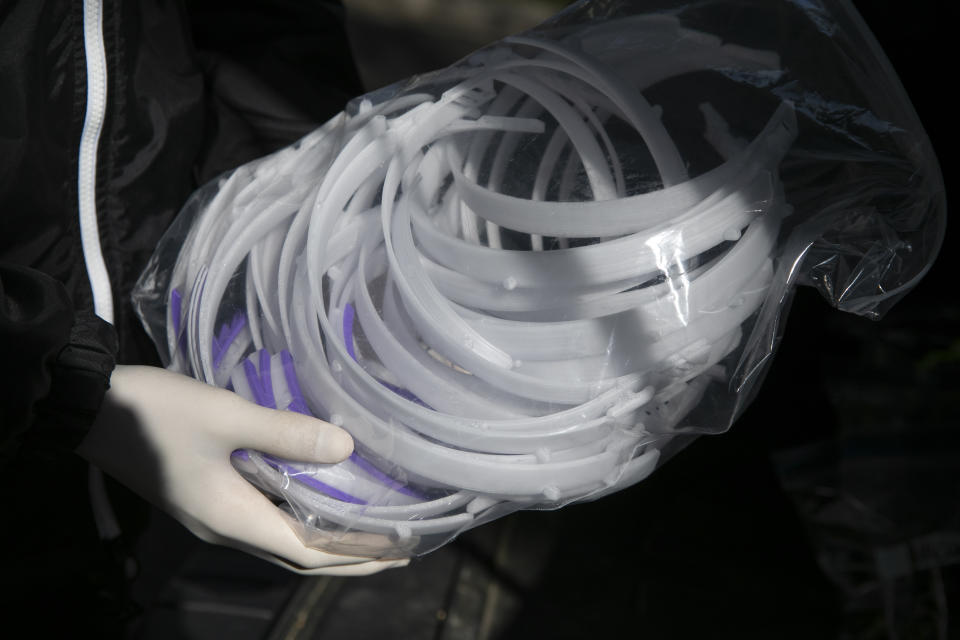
[132,0,946,558]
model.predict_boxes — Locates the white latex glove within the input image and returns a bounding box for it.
[77,365,408,576]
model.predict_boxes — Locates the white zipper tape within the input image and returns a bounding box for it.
[78,0,113,324]
[80,0,120,544]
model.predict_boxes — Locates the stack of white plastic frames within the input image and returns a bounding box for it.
[150,15,802,555]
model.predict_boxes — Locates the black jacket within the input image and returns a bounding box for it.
[0,0,361,632]
[1,0,361,452]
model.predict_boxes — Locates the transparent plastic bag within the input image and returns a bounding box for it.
[132,0,946,558]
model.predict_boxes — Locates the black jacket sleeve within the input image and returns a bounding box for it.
[1,263,117,465]
[0,0,359,467]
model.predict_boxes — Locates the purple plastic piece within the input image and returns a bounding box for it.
[343,303,358,360]
[231,449,250,461]
[243,350,277,409]
[171,289,183,335]
[341,303,431,409]
[227,313,425,503]
[280,350,312,415]
[259,349,272,399]
[261,454,367,505]
[212,313,247,369]
[336,305,431,496]
[348,452,426,499]
[282,349,423,498]
[379,379,432,408]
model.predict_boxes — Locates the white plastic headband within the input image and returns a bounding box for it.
[162,15,797,547]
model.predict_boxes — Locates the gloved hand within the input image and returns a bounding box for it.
[77,365,408,576]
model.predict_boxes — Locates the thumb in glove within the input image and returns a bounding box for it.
[77,365,408,575]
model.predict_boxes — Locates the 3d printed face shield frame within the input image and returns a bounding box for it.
[157,15,799,551]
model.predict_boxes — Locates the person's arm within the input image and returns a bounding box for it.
[0,263,115,464]
[2,264,404,575]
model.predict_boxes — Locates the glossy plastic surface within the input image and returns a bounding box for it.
[133,1,945,557]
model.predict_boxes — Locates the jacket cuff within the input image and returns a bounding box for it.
[34,311,119,451]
